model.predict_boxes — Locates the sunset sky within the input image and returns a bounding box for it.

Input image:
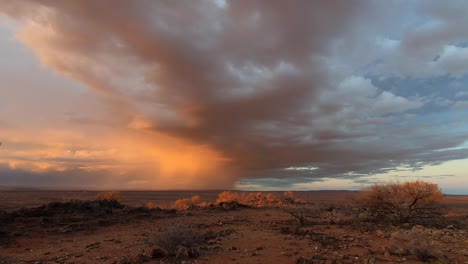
[0,1,468,194]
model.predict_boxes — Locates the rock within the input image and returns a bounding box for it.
[175,246,189,260]
[375,230,385,237]
[388,243,409,256]
[411,225,425,232]
[384,251,390,258]
[151,248,165,259]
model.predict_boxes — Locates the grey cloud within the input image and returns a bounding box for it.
[453,100,468,109]
[1,1,467,187]
[455,91,468,98]
[324,1,468,78]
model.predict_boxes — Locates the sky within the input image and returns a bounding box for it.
[0,1,467,194]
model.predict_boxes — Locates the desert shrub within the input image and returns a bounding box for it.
[354,180,443,225]
[285,207,322,226]
[216,191,242,204]
[173,195,205,210]
[191,195,201,204]
[173,198,192,210]
[216,191,283,207]
[146,202,157,209]
[283,191,296,204]
[265,193,277,203]
[386,226,451,263]
[96,191,123,203]
[414,247,438,262]
[152,225,203,256]
[282,191,305,204]
[286,208,310,226]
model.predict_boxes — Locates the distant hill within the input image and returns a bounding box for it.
[0,185,42,191]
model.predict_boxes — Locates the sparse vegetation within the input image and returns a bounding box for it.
[173,195,206,210]
[283,191,296,204]
[216,191,242,204]
[145,201,157,209]
[354,180,444,225]
[152,225,203,257]
[96,191,123,203]
[285,208,318,226]
[0,190,465,263]
[215,191,295,207]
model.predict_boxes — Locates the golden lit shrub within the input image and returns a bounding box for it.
[216,191,282,206]
[96,191,123,202]
[172,195,207,210]
[216,191,241,204]
[265,193,277,203]
[283,191,297,204]
[173,198,192,210]
[191,195,202,205]
[146,201,157,209]
[355,180,444,225]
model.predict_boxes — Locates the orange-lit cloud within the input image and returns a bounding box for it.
[0,127,233,189]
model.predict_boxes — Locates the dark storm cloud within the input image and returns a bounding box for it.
[1,0,468,187]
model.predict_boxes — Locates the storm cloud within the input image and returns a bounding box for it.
[1,0,468,189]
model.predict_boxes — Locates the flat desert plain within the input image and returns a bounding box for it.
[0,190,467,264]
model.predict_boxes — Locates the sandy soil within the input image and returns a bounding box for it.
[0,191,466,264]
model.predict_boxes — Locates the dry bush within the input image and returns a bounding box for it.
[354,180,444,225]
[414,247,439,262]
[285,207,322,226]
[146,201,157,209]
[173,195,205,210]
[173,198,192,210]
[191,195,201,204]
[152,225,203,257]
[286,208,309,226]
[216,191,242,204]
[283,191,303,204]
[283,191,295,203]
[96,191,123,203]
[216,191,282,207]
[386,226,449,262]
